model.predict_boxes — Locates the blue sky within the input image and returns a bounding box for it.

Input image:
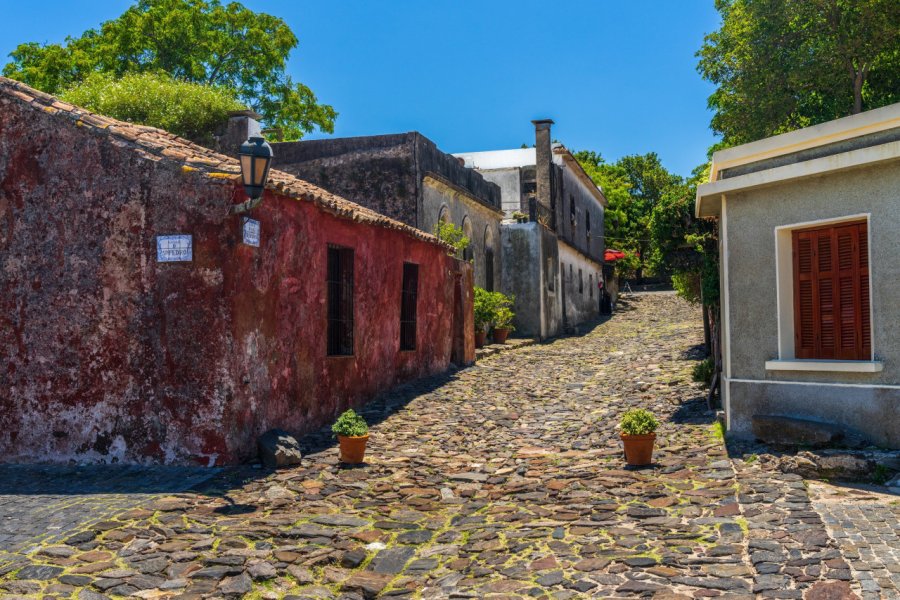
[2,1,722,176]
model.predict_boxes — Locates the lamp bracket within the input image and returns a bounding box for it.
[231,197,263,215]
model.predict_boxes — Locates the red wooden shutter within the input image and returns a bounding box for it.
[793,221,869,361]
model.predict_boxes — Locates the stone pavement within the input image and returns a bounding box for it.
[0,294,862,599]
[809,481,900,600]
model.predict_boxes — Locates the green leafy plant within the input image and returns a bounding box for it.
[473,286,496,333]
[473,287,515,333]
[61,72,246,144]
[620,409,659,436]
[494,306,516,331]
[332,409,368,438]
[692,358,715,387]
[511,210,528,222]
[433,220,470,259]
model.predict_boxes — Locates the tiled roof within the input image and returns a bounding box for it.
[0,77,450,249]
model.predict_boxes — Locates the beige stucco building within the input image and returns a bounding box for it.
[697,102,900,448]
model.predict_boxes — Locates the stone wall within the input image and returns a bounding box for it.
[0,95,473,465]
[272,134,420,226]
[422,176,501,291]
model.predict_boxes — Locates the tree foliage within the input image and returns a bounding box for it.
[574,151,682,280]
[61,72,246,143]
[698,0,900,145]
[433,220,471,259]
[3,0,336,141]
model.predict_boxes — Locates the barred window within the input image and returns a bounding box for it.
[327,245,354,356]
[400,263,418,351]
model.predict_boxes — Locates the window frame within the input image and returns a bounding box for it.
[400,262,418,351]
[326,244,355,357]
[769,214,879,371]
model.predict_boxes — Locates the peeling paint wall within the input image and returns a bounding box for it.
[0,97,473,465]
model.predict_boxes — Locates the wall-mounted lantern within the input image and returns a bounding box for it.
[232,136,273,215]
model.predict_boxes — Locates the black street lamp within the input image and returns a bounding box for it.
[233,136,273,214]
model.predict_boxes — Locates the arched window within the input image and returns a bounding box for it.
[461,216,474,262]
[483,225,496,291]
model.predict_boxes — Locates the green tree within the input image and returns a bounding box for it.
[3,0,336,141]
[61,72,246,144]
[576,151,682,281]
[698,0,900,145]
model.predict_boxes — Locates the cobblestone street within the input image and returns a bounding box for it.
[0,294,872,599]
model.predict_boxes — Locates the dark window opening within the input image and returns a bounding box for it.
[589,274,593,298]
[400,263,418,351]
[327,245,354,356]
[579,268,584,294]
[547,257,555,291]
[586,211,591,241]
[569,195,576,228]
[485,248,495,291]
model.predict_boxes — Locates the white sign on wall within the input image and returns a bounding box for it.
[242,218,260,247]
[156,235,193,262]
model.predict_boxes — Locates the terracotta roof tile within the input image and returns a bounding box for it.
[0,76,450,249]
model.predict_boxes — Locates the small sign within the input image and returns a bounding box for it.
[156,235,192,262]
[242,218,260,247]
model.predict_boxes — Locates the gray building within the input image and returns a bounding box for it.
[455,120,607,338]
[696,102,900,448]
[270,133,504,291]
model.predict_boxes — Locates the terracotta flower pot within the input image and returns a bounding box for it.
[621,433,656,466]
[493,328,510,344]
[475,330,487,348]
[337,434,369,464]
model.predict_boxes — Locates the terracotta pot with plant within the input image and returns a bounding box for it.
[620,408,659,467]
[492,305,516,344]
[332,409,369,464]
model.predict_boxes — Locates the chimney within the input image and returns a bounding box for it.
[215,110,263,155]
[532,119,554,208]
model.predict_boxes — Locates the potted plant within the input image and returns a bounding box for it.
[620,408,659,467]
[332,408,369,464]
[473,287,495,348]
[492,304,515,344]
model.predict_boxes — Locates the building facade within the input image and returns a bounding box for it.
[271,133,504,292]
[697,102,900,448]
[0,78,474,465]
[455,120,607,338]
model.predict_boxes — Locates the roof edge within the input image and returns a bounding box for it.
[710,102,900,182]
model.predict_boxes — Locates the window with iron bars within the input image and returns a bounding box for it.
[327,245,354,356]
[400,263,419,351]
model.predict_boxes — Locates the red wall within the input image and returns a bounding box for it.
[0,94,473,465]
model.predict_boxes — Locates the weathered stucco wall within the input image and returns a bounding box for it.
[478,169,522,217]
[422,177,502,291]
[558,240,602,329]
[271,134,420,227]
[555,160,605,263]
[0,94,472,465]
[722,162,900,446]
[499,223,561,339]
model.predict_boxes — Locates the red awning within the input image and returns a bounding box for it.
[604,249,626,262]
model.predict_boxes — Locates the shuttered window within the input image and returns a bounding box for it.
[792,221,870,360]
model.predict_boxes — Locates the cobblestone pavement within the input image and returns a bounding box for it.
[0,466,218,573]
[809,481,900,600]
[0,294,860,599]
